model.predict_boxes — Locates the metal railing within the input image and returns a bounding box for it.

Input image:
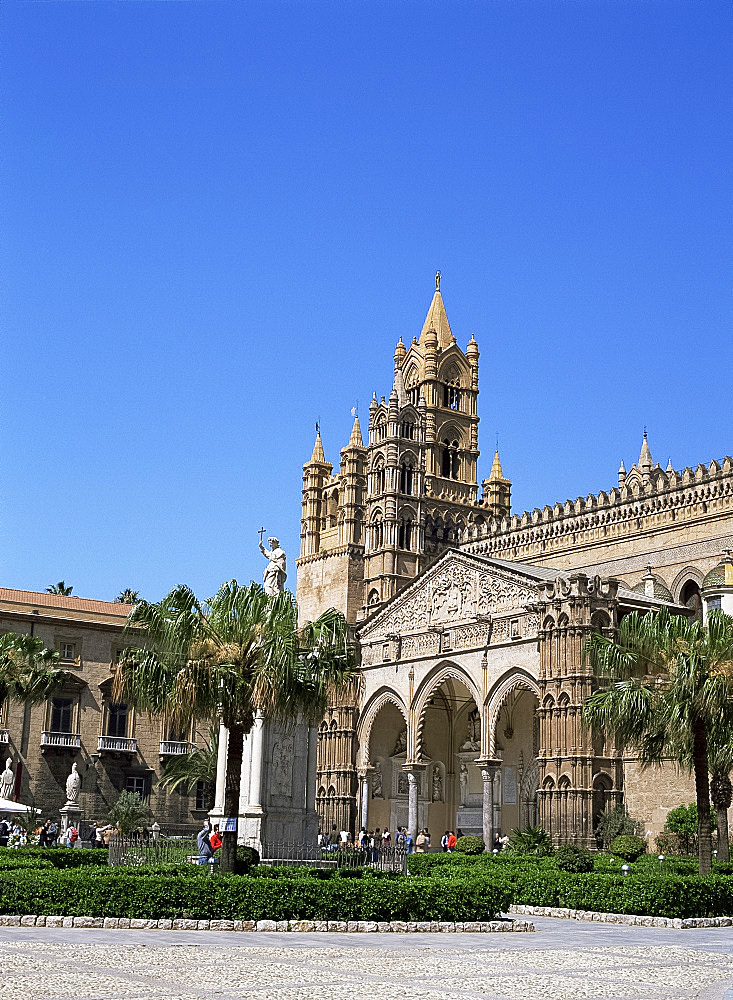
[40,731,81,749]
[108,830,198,867]
[159,740,192,756]
[97,736,137,752]
[260,841,407,873]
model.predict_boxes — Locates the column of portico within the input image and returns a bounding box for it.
[358,768,372,831]
[404,764,426,840]
[477,759,501,851]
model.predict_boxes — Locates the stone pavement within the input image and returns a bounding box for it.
[0,918,732,1000]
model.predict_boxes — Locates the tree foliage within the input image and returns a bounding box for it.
[583,608,733,875]
[46,582,73,596]
[0,633,65,707]
[594,806,643,849]
[108,791,152,835]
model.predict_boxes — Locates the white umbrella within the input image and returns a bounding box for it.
[0,797,35,813]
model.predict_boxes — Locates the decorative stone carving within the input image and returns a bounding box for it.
[0,758,13,800]
[391,728,407,755]
[401,632,440,659]
[360,553,537,642]
[459,763,469,805]
[452,623,491,650]
[65,762,81,804]
[432,766,443,802]
[397,772,409,796]
[271,735,295,796]
[371,762,383,799]
[460,709,481,752]
[259,536,287,596]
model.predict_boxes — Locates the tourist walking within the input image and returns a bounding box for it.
[196,822,216,866]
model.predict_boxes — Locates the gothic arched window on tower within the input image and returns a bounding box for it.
[401,419,415,440]
[408,387,420,408]
[399,460,414,495]
[441,439,460,480]
[398,515,413,550]
[679,580,703,622]
[371,514,384,550]
[375,419,387,442]
[372,458,386,494]
[443,384,460,411]
[327,489,339,527]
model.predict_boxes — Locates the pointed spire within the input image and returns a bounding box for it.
[392,366,407,408]
[666,457,674,473]
[489,449,506,481]
[310,428,326,463]
[419,271,453,349]
[639,431,653,470]
[347,415,363,448]
[618,459,626,475]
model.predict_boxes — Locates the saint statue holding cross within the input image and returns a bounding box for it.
[258,533,287,596]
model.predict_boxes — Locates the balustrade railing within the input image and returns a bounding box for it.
[40,731,81,749]
[159,740,192,756]
[98,736,137,753]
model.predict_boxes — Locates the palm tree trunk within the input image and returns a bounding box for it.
[221,723,244,874]
[692,719,712,876]
[717,807,730,863]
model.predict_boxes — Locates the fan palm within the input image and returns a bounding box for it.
[46,582,73,596]
[583,608,733,874]
[0,633,64,706]
[116,580,356,871]
[159,727,218,808]
[115,589,140,605]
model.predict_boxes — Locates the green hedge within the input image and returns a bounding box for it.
[0,848,108,869]
[0,869,511,922]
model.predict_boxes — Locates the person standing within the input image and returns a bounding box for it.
[447,831,457,852]
[196,821,215,866]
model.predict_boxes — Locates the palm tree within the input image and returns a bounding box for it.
[115,580,356,872]
[115,589,140,605]
[159,726,218,809]
[709,742,733,863]
[583,608,733,875]
[0,633,64,706]
[46,582,73,596]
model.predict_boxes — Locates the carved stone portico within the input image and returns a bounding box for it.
[353,548,683,848]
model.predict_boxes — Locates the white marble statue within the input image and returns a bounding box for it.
[259,536,287,596]
[459,763,469,805]
[432,766,442,802]
[460,708,481,752]
[65,762,81,803]
[0,758,13,799]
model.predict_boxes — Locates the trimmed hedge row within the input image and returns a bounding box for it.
[0,848,108,869]
[0,869,512,922]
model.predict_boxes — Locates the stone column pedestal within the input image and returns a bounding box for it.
[476,759,501,852]
[59,803,82,844]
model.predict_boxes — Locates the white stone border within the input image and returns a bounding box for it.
[0,915,533,933]
[509,905,733,929]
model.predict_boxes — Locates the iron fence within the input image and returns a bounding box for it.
[259,841,407,874]
[107,831,198,866]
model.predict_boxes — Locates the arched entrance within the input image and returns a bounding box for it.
[489,677,540,838]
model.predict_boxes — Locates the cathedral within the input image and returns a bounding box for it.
[296,274,733,848]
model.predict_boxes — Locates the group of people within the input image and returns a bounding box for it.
[440,830,458,852]
[0,818,29,848]
[0,816,117,850]
[196,819,222,866]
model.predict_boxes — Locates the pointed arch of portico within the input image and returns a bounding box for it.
[485,670,540,759]
[357,687,408,770]
[412,660,482,762]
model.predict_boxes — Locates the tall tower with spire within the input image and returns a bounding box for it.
[296,273,511,621]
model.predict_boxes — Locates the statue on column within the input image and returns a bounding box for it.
[0,758,13,800]
[432,766,443,802]
[459,763,469,805]
[259,536,287,596]
[65,762,81,804]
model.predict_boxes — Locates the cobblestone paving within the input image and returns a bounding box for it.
[1,924,732,1000]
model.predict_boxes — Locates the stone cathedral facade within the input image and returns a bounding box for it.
[296,275,733,847]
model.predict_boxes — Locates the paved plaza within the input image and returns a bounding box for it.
[1,919,732,1000]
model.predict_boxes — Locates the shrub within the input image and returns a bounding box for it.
[454,836,485,855]
[108,791,152,836]
[554,845,594,873]
[0,868,512,922]
[663,804,716,856]
[0,847,108,869]
[610,835,646,862]
[507,826,553,857]
[235,845,260,874]
[594,806,643,849]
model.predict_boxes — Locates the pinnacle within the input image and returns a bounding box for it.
[638,431,653,470]
[309,430,326,464]
[347,415,363,448]
[489,449,507,482]
[419,279,453,349]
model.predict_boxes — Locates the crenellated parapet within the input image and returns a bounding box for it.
[463,454,733,566]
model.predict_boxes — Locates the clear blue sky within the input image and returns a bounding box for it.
[2,1,731,604]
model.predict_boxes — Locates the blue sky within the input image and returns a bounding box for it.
[2,1,731,604]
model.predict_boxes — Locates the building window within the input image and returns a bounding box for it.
[59,642,76,662]
[50,697,73,733]
[399,461,413,494]
[708,596,722,610]
[375,421,387,441]
[443,385,460,410]
[373,462,386,493]
[408,387,420,407]
[126,775,148,799]
[441,439,460,480]
[398,518,413,550]
[401,420,415,440]
[195,780,209,811]
[107,703,129,738]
